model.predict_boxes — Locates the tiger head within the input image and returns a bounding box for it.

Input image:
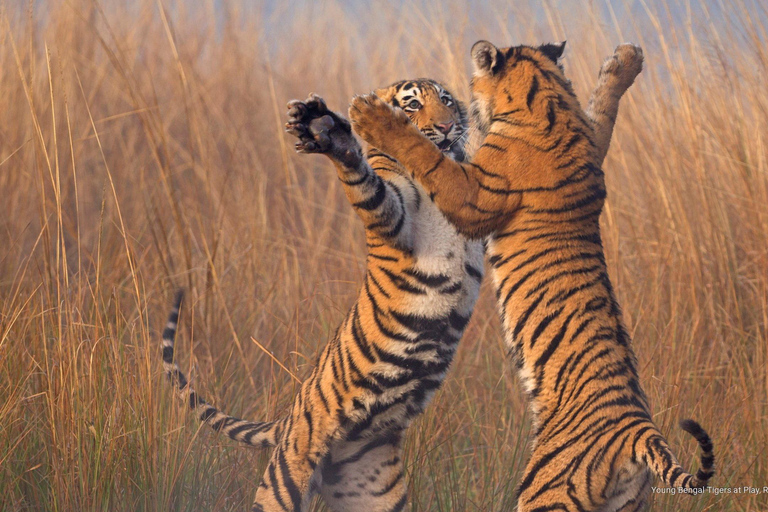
[466,40,603,199]
[374,79,467,161]
[467,40,578,136]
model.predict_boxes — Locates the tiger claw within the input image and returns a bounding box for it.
[305,93,328,113]
[295,140,319,153]
[285,122,309,138]
[294,142,306,152]
[286,102,307,121]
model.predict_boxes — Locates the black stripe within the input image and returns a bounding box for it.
[380,267,425,295]
[354,179,387,210]
[466,201,501,215]
[340,172,369,186]
[315,376,331,414]
[440,281,463,294]
[367,150,398,164]
[525,187,606,214]
[545,100,556,133]
[162,346,174,363]
[390,310,446,337]
[478,181,515,195]
[277,449,302,509]
[402,268,450,287]
[381,210,406,239]
[343,345,365,382]
[481,142,507,153]
[529,306,564,349]
[526,75,539,110]
[368,252,399,262]
[448,310,471,331]
[546,272,608,305]
[534,309,577,368]
[464,263,483,281]
[388,493,408,512]
[468,162,504,178]
[371,471,404,497]
[524,265,603,299]
[267,459,289,511]
[370,305,411,343]
[512,290,547,342]
[367,273,391,299]
[198,405,216,421]
[423,153,445,178]
[489,248,527,268]
[351,310,377,363]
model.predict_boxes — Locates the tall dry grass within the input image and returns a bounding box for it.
[0,0,766,510]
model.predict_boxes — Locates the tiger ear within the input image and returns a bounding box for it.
[539,41,566,63]
[471,40,502,76]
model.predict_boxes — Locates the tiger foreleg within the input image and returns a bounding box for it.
[286,94,362,168]
[286,94,413,247]
[586,43,643,166]
[349,93,521,239]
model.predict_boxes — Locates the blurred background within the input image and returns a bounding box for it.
[0,0,766,510]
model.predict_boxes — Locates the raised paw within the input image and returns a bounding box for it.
[598,43,644,92]
[348,93,411,152]
[285,94,352,154]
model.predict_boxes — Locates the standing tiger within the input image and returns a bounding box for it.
[348,42,713,512]
[162,54,639,511]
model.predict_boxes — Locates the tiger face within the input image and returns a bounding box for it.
[374,79,467,161]
[468,41,571,134]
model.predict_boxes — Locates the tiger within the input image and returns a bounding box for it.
[347,42,714,512]
[161,61,639,511]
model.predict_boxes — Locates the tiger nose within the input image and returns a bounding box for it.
[435,121,454,135]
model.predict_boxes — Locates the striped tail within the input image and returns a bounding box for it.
[641,419,715,490]
[162,290,282,448]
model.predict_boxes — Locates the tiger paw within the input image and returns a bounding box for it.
[348,93,411,153]
[286,94,354,155]
[598,43,643,93]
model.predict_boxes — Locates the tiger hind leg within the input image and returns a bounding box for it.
[515,446,651,512]
[251,442,321,512]
[250,376,346,512]
[320,432,407,512]
[600,466,651,512]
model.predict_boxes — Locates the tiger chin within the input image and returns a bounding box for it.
[349,43,714,512]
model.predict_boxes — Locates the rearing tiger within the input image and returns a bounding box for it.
[349,42,713,511]
[162,50,641,511]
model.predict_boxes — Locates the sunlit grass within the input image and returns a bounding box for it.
[0,0,766,510]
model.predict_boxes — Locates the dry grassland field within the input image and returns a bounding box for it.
[0,0,766,510]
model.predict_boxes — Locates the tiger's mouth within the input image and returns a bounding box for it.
[426,126,465,154]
